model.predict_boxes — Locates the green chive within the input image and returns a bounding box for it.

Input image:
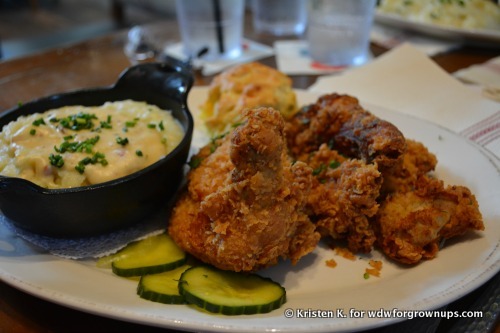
[312,164,326,176]
[329,160,340,169]
[116,137,129,146]
[49,154,64,168]
[188,156,202,169]
[32,118,46,126]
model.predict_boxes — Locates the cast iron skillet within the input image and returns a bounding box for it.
[0,62,194,238]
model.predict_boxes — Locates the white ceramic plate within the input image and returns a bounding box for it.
[375,11,500,45]
[0,88,499,333]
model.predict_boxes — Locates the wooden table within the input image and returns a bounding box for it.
[0,18,499,333]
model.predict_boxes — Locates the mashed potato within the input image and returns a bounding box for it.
[378,0,500,30]
[0,100,184,189]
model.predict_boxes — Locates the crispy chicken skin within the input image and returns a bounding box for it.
[302,144,382,253]
[374,175,484,264]
[285,93,401,253]
[285,93,483,262]
[285,93,406,171]
[169,107,320,272]
[381,139,438,196]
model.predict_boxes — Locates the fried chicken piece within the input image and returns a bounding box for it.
[381,139,438,196]
[169,107,320,272]
[285,93,406,171]
[304,144,382,253]
[374,175,484,264]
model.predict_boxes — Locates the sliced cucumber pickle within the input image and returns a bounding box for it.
[137,265,191,304]
[179,266,286,315]
[111,233,186,277]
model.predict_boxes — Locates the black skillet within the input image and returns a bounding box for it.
[0,62,194,238]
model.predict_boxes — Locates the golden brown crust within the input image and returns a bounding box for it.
[285,93,406,171]
[381,139,438,196]
[304,144,382,253]
[374,175,484,264]
[169,107,320,272]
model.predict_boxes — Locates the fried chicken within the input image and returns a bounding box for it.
[284,93,404,253]
[285,93,406,171]
[168,107,320,272]
[302,144,382,253]
[374,175,484,264]
[381,139,438,196]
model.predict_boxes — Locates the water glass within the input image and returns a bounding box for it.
[252,0,307,36]
[175,0,245,61]
[307,0,376,67]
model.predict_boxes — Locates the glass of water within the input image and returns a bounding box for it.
[175,0,245,61]
[307,0,376,67]
[252,0,307,36]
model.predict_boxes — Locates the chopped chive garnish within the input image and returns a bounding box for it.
[329,160,340,169]
[100,120,112,129]
[56,112,97,131]
[54,136,100,154]
[75,152,107,174]
[29,129,36,135]
[312,164,326,176]
[188,156,202,169]
[116,137,129,146]
[136,150,143,157]
[125,120,137,127]
[32,118,46,126]
[49,154,64,168]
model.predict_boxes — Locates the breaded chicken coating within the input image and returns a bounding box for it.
[285,93,406,171]
[169,107,320,272]
[301,144,382,253]
[374,175,484,264]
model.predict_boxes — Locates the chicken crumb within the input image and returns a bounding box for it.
[325,259,337,268]
[364,260,383,278]
[334,247,356,261]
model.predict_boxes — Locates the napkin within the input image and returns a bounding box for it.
[454,56,500,102]
[0,205,168,259]
[164,39,274,76]
[309,43,500,158]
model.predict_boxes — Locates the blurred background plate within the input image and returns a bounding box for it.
[375,12,500,46]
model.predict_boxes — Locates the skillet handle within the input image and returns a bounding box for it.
[114,63,194,105]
